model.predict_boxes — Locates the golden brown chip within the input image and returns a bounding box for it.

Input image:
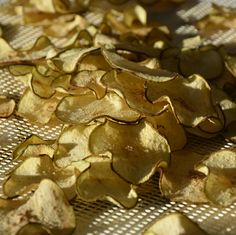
[76,154,138,208]
[143,212,208,235]
[54,122,100,167]
[3,155,87,200]
[102,48,177,82]
[0,96,16,118]
[160,148,208,203]
[0,179,76,235]
[146,105,187,151]
[17,224,51,235]
[197,149,236,206]
[146,74,217,127]
[55,90,141,124]
[89,120,170,184]
[17,88,64,124]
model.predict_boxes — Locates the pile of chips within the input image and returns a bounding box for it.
[0,0,236,234]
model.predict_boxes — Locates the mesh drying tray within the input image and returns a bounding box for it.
[0,0,236,234]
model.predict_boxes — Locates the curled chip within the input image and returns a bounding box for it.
[76,154,138,208]
[143,212,208,235]
[146,74,217,127]
[2,155,88,200]
[0,96,16,118]
[12,134,55,160]
[17,88,64,124]
[146,105,187,151]
[197,149,236,206]
[55,90,141,124]
[89,120,170,184]
[54,122,100,167]
[179,46,224,80]
[0,179,76,235]
[101,70,168,116]
[160,148,208,203]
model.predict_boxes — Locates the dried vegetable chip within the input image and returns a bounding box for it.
[0,179,76,235]
[54,123,100,167]
[76,154,138,208]
[2,155,88,200]
[197,149,236,206]
[0,96,16,118]
[143,212,208,235]
[89,120,170,184]
[160,148,208,203]
[55,90,141,124]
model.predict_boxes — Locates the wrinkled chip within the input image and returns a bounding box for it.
[0,179,76,235]
[146,74,217,127]
[54,122,100,167]
[17,88,64,124]
[146,105,187,151]
[89,120,170,184]
[160,148,208,203]
[197,149,236,206]
[12,134,55,160]
[143,212,208,235]
[2,155,88,200]
[48,47,99,73]
[179,46,224,80]
[0,96,16,118]
[71,70,106,99]
[55,90,141,124]
[102,48,177,82]
[101,70,168,115]
[76,154,138,208]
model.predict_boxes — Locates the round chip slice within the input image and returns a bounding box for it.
[89,120,170,184]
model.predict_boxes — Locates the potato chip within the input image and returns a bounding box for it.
[101,70,168,115]
[197,149,236,206]
[146,74,217,127]
[12,134,55,160]
[55,90,141,124]
[102,48,177,82]
[179,46,224,80]
[54,122,100,167]
[17,224,51,235]
[17,88,64,124]
[0,179,76,235]
[0,96,16,118]
[76,154,138,208]
[89,120,170,184]
[160,149,208,203]
[143,212,208,235]
[146,105,187,151]
[3,155,88,200]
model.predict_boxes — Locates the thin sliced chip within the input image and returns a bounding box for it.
[0,179,76,235]
[101,70,168,115]
[71,70,106,99]
[89,120,170,184]
[146,74,217,127]
[76,154,138,208]
[197,149,236,206]
[146,105,187,151]
[54,123,100,167]
[0,96,16,118]
[2,155,88,200]
[102,48,177,82]
[48,47,99,73]
[179,46,224,80]
[17,88,64,124]
[143,212,208,235]
[30,0,69,13]
[160,149,208,203]
[55,90,141,124]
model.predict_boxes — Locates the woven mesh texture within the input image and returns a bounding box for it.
[0,0,236,234]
